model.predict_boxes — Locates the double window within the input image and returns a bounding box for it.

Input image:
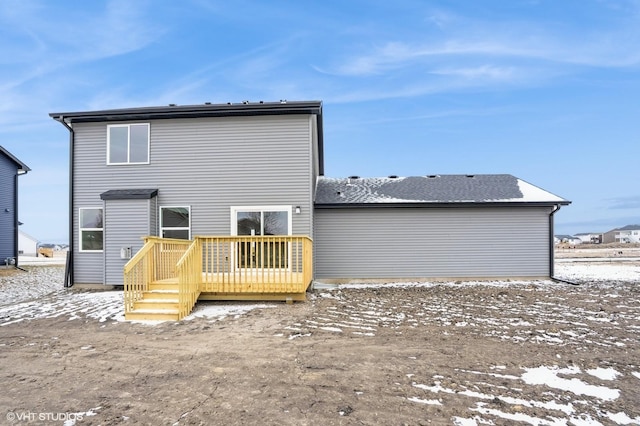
[79,208,103,252]
[160,206,191,240]
[107,123,149,165]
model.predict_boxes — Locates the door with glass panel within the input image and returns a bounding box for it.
[233,208,290,269]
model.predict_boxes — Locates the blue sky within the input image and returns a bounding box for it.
[2,0,639,242]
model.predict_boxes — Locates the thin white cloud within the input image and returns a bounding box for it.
[430,65,515,80]
[0,0,166,126]
[607,195,640,210]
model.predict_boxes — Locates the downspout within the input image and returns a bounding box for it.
[548,204,560,278]
[58,117,75,288]
[13,172,19,268]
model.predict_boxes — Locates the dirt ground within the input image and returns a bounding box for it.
[1,262,639,425]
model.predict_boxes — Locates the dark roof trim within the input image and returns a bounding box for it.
[100,189,158,200]
[314,201,571,209]
[50,100,324,176]
[0,146,30,173]
[49,101,322,124]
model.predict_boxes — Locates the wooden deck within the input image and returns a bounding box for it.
[124,236,312,320]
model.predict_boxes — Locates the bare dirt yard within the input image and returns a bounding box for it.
[1,254,639,425]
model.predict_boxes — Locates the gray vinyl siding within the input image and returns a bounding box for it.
[72,114,315,284]
[104,199,154,286]
[314,206,553,280]
[0,155,16,262]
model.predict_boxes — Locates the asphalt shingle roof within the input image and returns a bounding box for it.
[315,174,569,206]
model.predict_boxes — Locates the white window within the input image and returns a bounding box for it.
[79,208,103,252]
[107,123,149,164]
[160,206,191,240]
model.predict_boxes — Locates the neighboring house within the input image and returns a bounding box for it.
[613,225,640,244]
[602,225,640,244]
[555,235,581,245]
[602,229,617,244]
[50,101,570,319]
[574,232,602,244]
[0,146,30,267]
[18,230,38,256]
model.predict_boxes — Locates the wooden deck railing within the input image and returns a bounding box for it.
[125,235,312,320]
[178,236,313,295]
[123,237,191,315]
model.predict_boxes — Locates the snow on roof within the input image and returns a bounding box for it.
[315,174,570,206]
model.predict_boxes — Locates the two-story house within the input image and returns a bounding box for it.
[614,225,640,244]
[50,101,570,320]
[0,146,30,267]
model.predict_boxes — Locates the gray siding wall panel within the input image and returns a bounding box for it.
[314,207,552,280]
[0,155,16,262]
[73,115,314,284]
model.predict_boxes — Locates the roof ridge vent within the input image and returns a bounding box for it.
[466,174,475,178]
[426,175,440,178]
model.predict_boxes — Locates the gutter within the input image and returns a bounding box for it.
[314,201,571,209]
[56,117,74,288]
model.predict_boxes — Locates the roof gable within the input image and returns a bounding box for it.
[0,146,30,173]
[315,175,570,206]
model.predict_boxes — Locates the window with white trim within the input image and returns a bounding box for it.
[107,123,149,164]
[160,206,191,240]
[79,208,103,252]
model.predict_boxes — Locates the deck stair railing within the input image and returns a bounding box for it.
[123,237,191,315]
[175,238,202,319]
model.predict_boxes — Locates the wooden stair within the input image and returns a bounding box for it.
[124,281,183,321]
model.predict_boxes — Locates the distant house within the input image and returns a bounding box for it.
[0,146,30,267]
[554,235,581,245]
[18,230,38,256]
[614,225,640,244]
[602,225,640,244]
[50,101,571,320]
[574,232,602,244]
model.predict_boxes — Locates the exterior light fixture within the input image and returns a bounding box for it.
[295,206,301,214]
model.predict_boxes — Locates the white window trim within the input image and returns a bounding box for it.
[230,205,293,236]
[107,123,150,165]
[79,207,103,253]
[160,206,191,240]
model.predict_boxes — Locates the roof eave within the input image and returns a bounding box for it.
[49,101,323,124]
[314,201,571,209]
[0,146,30,173]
